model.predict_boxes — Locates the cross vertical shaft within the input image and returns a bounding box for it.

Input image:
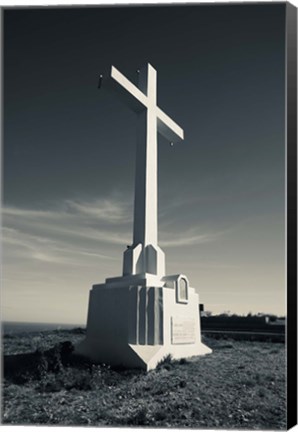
[106,63,184,277]
[134,65,158,247]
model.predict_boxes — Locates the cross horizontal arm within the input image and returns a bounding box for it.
[109,66,148,113]
[101,64,184,144]
[157,107,184,143]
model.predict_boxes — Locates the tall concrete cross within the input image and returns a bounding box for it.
[106,64,184,277]
[77,64,212,369]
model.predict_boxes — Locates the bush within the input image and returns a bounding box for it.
[126,406,148,426]
[36,367,94,393]
[4,341,75,384]
[156,354,173,370]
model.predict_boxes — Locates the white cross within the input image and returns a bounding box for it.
[105,63,184,277]
[109,63,184,248]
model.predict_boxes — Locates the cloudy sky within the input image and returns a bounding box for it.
[3,3,286,324]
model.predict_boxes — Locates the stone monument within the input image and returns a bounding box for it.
[76,63,212,370]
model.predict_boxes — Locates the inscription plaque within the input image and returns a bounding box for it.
[171,317,196,344]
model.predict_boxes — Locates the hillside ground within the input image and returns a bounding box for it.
[2,329,286,429]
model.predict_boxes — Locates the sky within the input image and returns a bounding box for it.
[3,3,286,324]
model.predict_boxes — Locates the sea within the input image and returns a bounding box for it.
[2,321,85,335]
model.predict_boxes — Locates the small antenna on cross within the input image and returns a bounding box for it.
[98,74,103,89]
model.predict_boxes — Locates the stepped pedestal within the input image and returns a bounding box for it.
[76,271,211,370]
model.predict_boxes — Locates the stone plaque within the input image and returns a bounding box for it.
[171,317,196,344]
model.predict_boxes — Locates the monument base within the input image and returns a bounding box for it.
[75,277,212,371]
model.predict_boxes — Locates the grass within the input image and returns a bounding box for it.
[2,329,286,429]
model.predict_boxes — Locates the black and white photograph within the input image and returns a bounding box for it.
[1,1,297,429]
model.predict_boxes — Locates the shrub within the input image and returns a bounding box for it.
[156,354,173,370]
[37,368,93,393]
[126,406,148,426]
[4,341,75,384]
[154,409,167,421]
[258,387,266,398]
[179,358,189,365]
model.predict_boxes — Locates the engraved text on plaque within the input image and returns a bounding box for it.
[171,316,196,344]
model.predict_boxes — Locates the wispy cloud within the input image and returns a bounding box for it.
[3,198,135,271]
[2,226,117,265]
[3,198,133,249]
[64,199,132,223]
[3,197,221,254]
[160,229,220,247]
[4,197,133,224]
